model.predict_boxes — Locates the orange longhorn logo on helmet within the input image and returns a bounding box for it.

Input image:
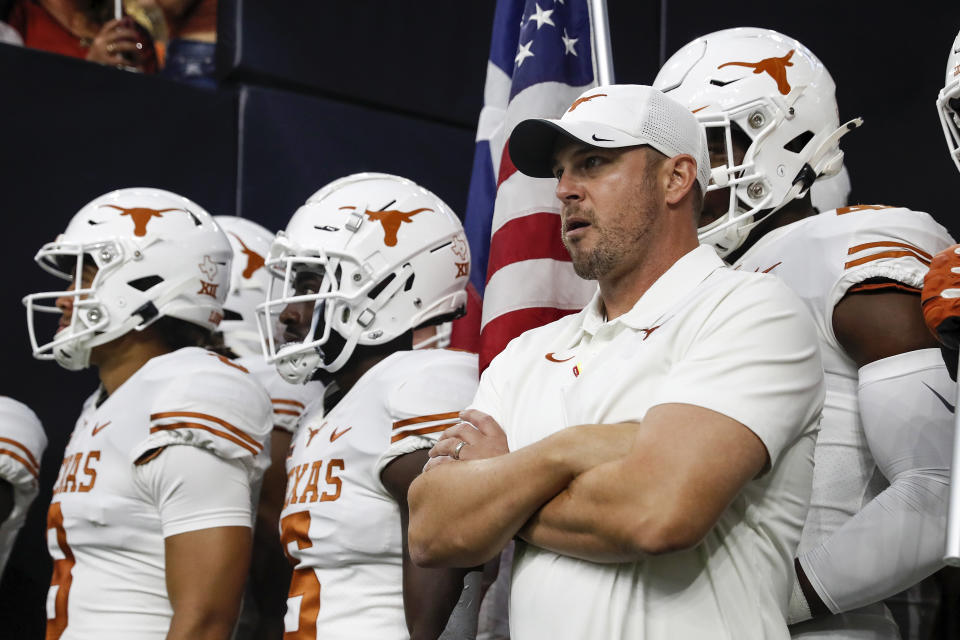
[99,204,188,237]
[341,206,433,247]
[229,232,266,279]
[718,49,795,95]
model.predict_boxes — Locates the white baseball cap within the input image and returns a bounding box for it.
[509,84,711,192]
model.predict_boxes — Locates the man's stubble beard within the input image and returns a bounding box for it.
[562,174,657,281]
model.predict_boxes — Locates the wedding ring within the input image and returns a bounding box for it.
[107,43,116,53]
[453,440,467,460]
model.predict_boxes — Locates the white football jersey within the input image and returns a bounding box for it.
[46,347,271,640]
[280,348,478,639]
[733,205,953,637]
[0,397,47,578]
[238,355,324,435]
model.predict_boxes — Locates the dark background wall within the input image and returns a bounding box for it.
[1,0,958,635]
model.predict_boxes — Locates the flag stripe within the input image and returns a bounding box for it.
[487,213,571,279]
[482,259,596,329]
[479,306,582,372]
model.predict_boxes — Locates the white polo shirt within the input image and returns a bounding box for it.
[471,245,824,640]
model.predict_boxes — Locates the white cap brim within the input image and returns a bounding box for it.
[509,118,651,179]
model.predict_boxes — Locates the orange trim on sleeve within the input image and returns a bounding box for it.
[392,411,461,431]
[844,250,931,270]
[847,241,933,261]
[847,282,921,295]
[150,411,262,451]
[836,204,894,215]
[0,448,39,479]
[272,398,306,409]
[390,422,459,444]
[273,408,301,417]
[149,422,259,455]
[0,436,41,473]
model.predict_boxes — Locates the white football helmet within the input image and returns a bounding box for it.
[23,188,232,371]
[654,27,861,256]
[258,173,470,383]
[215,216,274,357]
[937,29,960,173]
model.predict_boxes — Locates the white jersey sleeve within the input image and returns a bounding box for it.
[238,355,325,434]
[0,397,46,491]
[0,397,47,578]
[133,444,254,537]
[131,353,272,478]
[824,205,953,316]
[375,350,479,478]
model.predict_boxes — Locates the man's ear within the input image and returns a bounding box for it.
[664,155,698,206]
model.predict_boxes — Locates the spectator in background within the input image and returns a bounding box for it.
[154,0,216,87]
[6,0,155,71]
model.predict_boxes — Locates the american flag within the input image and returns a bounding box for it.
[452,0,610,372]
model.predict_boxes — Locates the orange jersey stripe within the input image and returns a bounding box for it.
[847,241,933,261]
[392,411,460,431]
[150,411,262,451]
[390,422,459,444]
[273,408,301,417]
[845,250,931,270]
[272,398,306,409]
[150,422,259,455]
[0,436,40,473]
[847,282,921,295]
[836,204,894,215]
[0,448,39,479]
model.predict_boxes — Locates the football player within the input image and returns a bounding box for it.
[258,172,479,638]
[214,215,324,638]
[0,397,47,579]
[23,188,272,639]
[654,27,955,639]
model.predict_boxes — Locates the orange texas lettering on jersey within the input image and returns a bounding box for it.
[52,450,100,495]
[284,458,345,507]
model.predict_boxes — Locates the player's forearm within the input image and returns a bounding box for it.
[792,472,948,621]
[519,457,682,561]
[408,438,578,568]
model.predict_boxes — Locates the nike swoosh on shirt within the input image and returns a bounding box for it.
[92,421,111,436]
[923,382,955,414]
[330,426,353,442]
[545,352,575,363]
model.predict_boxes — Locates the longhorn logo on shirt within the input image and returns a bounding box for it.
[228,233,266,279]
[341,205,432,247]
[718,49,795,95]
[99,204,188,237]
[567,93,607,112]
[306,422,327,446]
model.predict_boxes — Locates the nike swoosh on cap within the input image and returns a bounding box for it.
[591,134,614,142]
[923,382,955,414]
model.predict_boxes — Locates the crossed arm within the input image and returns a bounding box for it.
[408,403,768,568]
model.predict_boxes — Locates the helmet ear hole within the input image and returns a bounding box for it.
[367,273,397,299]
[403,273,416,292]
[127,275,164,292]
[783,130,815,154]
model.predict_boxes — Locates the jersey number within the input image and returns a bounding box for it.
[46,502,75,640]
[280,511,321,639]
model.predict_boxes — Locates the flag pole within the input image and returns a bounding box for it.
[589,0,615,85]
[946,376,960,565]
